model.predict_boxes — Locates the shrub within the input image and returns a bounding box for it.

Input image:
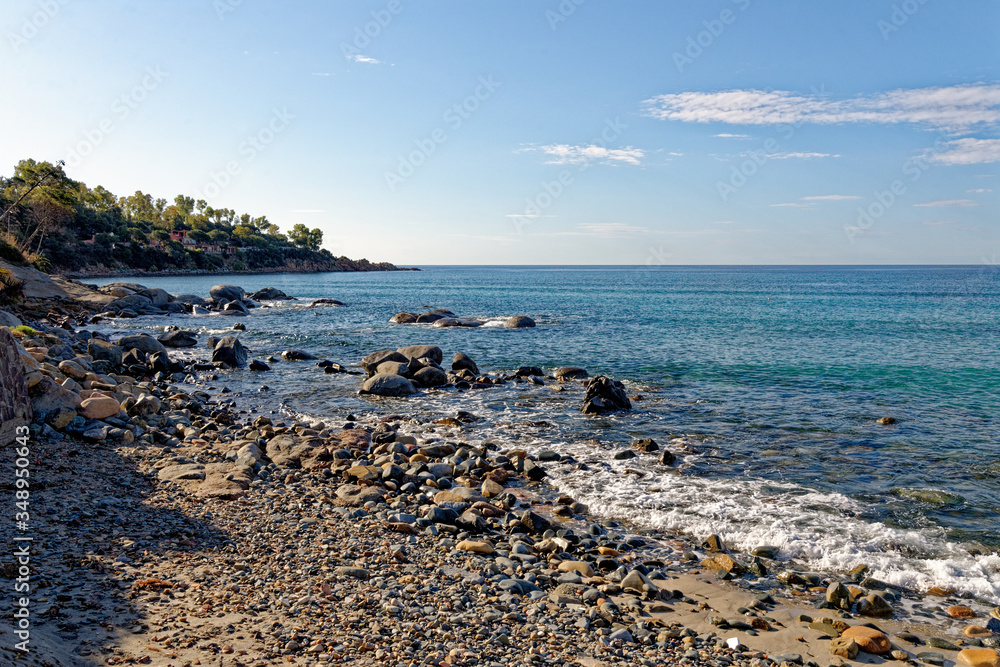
[12,325,36,335]
[0,267,24,305]
[0,237,26,265]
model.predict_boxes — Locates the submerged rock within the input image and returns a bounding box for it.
[504,315,535,329]
[581,375,631,414]
[359,373,418,397]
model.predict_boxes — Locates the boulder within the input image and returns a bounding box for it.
[221,300,250,315]
[841,626,891,654]
[335,484,384,507]
[554,366,588,380]
[397,345,443,364]
[249,359,270,371]
[359,373,417,397]
[581,376,632,414]
[118,334,167,356]
[174,294,209,306]
[412,367,448,387]
[106,294,153,312]
[281,349,316,361]
[249,287,291,300]
[376,360,412,377]
[31,377,82,414]
[212,336,248,367]
[504,315,536,329]
[157,330,198,348]
[80,395,122,420]
[516,366,543,377]
[361,350,409,375]
[452,352,478,374]
[0,310,22,328]
[856,593,894,618]
[137,288,171,307]
[415,312,445,323]
[310,298,344,306]
[958,649,1000,667]
[210,284,245,302]
[390,312,418,324]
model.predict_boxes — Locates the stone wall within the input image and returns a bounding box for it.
[0,327,31,445]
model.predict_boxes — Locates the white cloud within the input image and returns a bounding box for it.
[505,213,555,219]
[643,84,1000,131]
[578,223,650,237]
[523,144,645,166]
[913,199,978,207]
[801,195,862,201]
[927,138,1000,165]
[349,55,382,65]
[714,133,751,139]
[966,188,994,193]
[768,152,840,159]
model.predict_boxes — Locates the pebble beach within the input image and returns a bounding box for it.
[2,274,1000,667]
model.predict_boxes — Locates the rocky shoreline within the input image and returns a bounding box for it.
[2,280,999,667]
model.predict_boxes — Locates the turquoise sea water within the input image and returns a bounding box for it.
[90,265,1000,601]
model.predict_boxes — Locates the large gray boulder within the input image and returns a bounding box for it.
[250,287,291,300]
[554,366,588,380]
[397,345,443,364]
[157,330,198,348]
[452,352,478,374]
[581,376,631,415]
[412,366,448,387]
[30,376,82,415]
[0,310,22,328]
[106,294,153,312]
[359,373,417,397]
[118,334,167,356]
[137,288,171,307]
[390,312,418,324]
[87,338,123,366]
[504,315,536,329]
[210,284,245,303]
[361,349,409,375]
[174,294,209,306]
[221,300,250,316]
[212,335,248,367]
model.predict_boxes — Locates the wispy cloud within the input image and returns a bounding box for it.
[801,195,862,201]
[769,151,840,159]
[714,133,751,139]
[506,213,555,220]
[311,72,333,77]
[644,84,1000,131]
[927,138,1000,165]
[913,199,978,207]
[966,188,993,193]
[578,223,650,237]
[922,220,956,226]
[348,55,382,65]
[770,202,816,208]
[522,144,645,166]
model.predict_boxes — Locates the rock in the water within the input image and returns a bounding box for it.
[118,334,167,356]
[412,366,447,387]
[958,649,1000,667]
[842,626,891,654]
[80,395,121,420]
[827,581,853,611]
[581,375,632,414]
[281,349,316,361]
[249,287,291,300]
[397,345,443,364]
[359,373,418,397]
[660,450,676,465]
[157,330,198,348]
[361,350,409,375]
[221,300,249,315]
[210,284,245,302]
[212,336,248,367]
[390,312,418,324]
[311,298,344,306]
[249,359,270,371]
[516,366,543,377]
[949,606,979,619]
[137,287,171,307]
[504,315,536,329]
[452,352,478,374]
[554,366,588,380]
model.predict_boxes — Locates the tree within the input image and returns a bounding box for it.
[288,223,323,251]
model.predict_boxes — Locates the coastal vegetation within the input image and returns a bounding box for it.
[0,158,398,275]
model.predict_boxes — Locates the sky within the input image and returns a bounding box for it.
[1,0,998,265]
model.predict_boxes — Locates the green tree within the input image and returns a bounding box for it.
[288,223,323,251]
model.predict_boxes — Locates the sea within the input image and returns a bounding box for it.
[86,265,1000,603]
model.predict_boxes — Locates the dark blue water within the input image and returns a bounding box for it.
[91,265,1000,601]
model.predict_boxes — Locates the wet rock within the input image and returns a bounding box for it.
[950,606,979,619]
[157,330,198,348]
[397,345,443,364]
[281,349,316,361]
[660,450,676,465]
[361,350,409,375]
[249,287,291,300]
[212,336,248,367]
[918,652,946,666]
[504,315,535,329]
[248,359,270,371]
[703,534,725,552]
[311,298,344,306]
[857,593,894,618]
[827,581,853,611]
[412,367,447,388]
[581,375,631,414]
[516,366,543,377]
[928,638,961,652]
[554,366,588,380]
[452,352,478,374]
[390,312,418,324]
[957,648,1000,667]
[359,373,418,397]
[210,284,245,302]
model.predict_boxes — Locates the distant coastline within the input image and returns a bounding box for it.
[61,263,420,279]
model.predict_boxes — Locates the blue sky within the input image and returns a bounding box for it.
[2,0,998,265]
